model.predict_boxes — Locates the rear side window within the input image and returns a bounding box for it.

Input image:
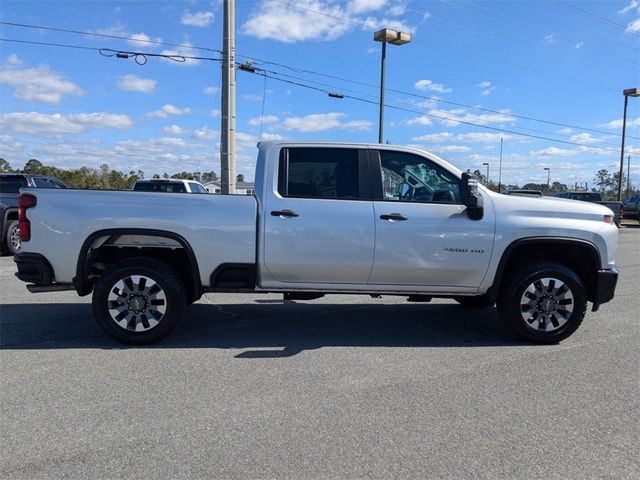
[0,176,27,194]
[188,182,207,193]
[32,177,66,189]
[278,148,360,199]
[134,182,187,193]
[570,193,601,201]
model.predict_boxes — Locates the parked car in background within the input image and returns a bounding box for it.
[622,195,640,219]
[133,179,208,194]
[0,173,67,255]
[504,189,544,197]
[555,191,622,227]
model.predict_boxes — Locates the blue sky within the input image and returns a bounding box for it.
[0,0,638,188]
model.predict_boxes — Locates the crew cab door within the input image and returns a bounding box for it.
[368,149,495,288]
[262,147,375,285]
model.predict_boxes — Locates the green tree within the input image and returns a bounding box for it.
[23,159,44,174]
[0,158,12,173]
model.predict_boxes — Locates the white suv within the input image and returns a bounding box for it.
[132,179,208,194]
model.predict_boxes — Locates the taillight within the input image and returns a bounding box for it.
[18,193,37,241]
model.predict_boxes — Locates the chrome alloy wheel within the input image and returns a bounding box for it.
[520,277,574,333]
[9,224,21,252]
[107,275,167,332]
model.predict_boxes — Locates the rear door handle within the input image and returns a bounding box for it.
[271,209,300,218]
[380,213,408,221]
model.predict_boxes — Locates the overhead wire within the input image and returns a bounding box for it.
[552,0,640,35]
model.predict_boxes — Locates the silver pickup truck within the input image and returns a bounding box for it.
[14,142,618,345]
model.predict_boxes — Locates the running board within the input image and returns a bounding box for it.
[26,283,75,293]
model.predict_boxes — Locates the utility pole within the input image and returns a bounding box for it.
[220,0,236,194]
[626,155,631,197]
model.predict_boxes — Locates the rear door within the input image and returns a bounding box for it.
[368,149,495,288]
[262,147,375,285]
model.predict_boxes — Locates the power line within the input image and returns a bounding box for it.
[553,0,640,36]
[269,0,619,92]
[4,33,634,142]
[238,54,638,141]
[0,20,222,53]
[248,68,624,154]
[0,38,220,62]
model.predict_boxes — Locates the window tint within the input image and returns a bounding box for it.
[134,182,187,193]
[569,193,601,201]
[32,177,66,189]
[279,148,359,199]
[379,151,460,204]
[0,176,27,194]
[188,182,206,193]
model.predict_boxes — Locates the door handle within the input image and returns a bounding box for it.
[271,209,300,218]
[380,213,408,221]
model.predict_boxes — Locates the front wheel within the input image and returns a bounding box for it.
[497,261,587,343]
[92,257,186,345]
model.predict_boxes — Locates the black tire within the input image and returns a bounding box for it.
[497,260,587,343]
[92,257,186,345]
[453,294,494,308]
[5,220,21,255]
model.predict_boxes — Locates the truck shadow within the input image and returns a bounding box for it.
[0,301,525,354]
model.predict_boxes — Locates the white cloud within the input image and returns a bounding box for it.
[529,147,579,158]
[412,131,509,144]
[625,18,640,32]
[428,145,471,153]
[249,115,278,126]
[414,79,452,93]
[620,1,640,14]
[242,1,352,42]
[93,24,162,48]
[598,117,640,130]
[347,0,387,14]
[203,86,219,95]
[477,81,496,97]
[193,127,218,139]
[162,125,186,135]
[260,133,286,141]
[575,42,584,49]
[427,108,514,127]
[0,64,83,105]
[149,104,192,118]
[0,112,132,134]
[406,116,432,126]
[7,53,22,65]
[0,134,24,158]
[210,109,221,118]
[117,74,156,93]
[281,112,371,132]
[181,10,215,27]
[242,94,262,101]
[544,33,556,44]
[569,133,600,144]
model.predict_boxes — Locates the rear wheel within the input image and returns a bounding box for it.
[497,261,587,343]
[6,220,20,255]
[92,257,186,345]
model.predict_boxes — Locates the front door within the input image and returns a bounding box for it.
[262,147,375,285]
[368,149,495,288]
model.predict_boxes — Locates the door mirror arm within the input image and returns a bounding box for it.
[461,172,484,220]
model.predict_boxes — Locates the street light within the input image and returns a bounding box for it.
[374,28,411,143]
[544,167,551,193]
[618,88,640,201]
[482,162,490,183]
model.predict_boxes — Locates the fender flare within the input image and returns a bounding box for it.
[74,228,201,297]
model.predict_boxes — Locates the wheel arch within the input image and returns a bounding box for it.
[75,228,202,302]
[487,237,601,304]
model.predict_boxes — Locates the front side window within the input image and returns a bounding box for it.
[279,148,360,199]
[379,151,460,204]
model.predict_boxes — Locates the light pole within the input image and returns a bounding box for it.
[498,137,503,193]
[627,155,631,197]
[482,162,490,184]
[544,167,551,193]
[374,28,411,143]
[617,88,640,201]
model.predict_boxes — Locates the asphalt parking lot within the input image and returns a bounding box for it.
[1,224,638,479]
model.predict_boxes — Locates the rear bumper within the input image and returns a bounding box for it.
[14,252,54,285]
[593,267,618,309]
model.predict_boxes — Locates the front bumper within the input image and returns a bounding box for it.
[14,252,54,285]
[592,267,618,311]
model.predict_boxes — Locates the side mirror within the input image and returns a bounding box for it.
[461,172,484,220]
